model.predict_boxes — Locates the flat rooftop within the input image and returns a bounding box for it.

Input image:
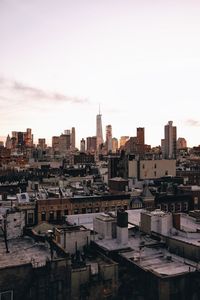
[120,247,196,278]
[181,213,200,232]
[0,236,51,269]
[66,209,142,230]
[95,233,197,278]
[95,231,158,252]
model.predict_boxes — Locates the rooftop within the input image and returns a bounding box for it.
[0,236,51,269]
[95,232,197,278]
[120,247,196,278]
[95,231,157,252]
[66,209,142,230]
[95,213,115,222]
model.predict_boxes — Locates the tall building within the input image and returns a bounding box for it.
[137,127,145,145]
[106,125,112,153]
[87,136,97,153]
[71,127,76,150]
[12,131,18,143]
[96,109,103,150]
[59,134,71,153]
[80,138,85,153]
[177,137,187,149]
[10,129,33,149]
[163,121,177,159]
[5,135,12,149]
[120,136,129,148]
[52,136,59,152]
[25,128,33,147]
[112,138,118,153]
[64,129,70,135]
[37,138,46,150]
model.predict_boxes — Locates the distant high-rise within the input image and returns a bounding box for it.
[112,138,118,153]
[137,127,145,145]
[80,138,85,153]
[5,135,12,149]
[25,128,32,147]
[163,121,177,159]
[38,138,46,150]
[96,108,103,150]
[59,134,71,153]
[177,137,187,149]
[87,136,97,153]
[11,129,33,149]
[52,136,59,152]
[106,125,112,153]
[71,127,76,150]
[120,136,129,148]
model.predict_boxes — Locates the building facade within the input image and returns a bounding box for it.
[96,112,103,150]
[163,121,177,159]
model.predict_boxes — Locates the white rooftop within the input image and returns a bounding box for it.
[0,237,51,269]
[121,247,196,277]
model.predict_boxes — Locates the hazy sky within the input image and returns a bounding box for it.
[1,0,200,147]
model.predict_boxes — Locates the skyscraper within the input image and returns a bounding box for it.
[112,137,118,153]
[120,136,129,148]
[106,125,112,153]
[96,108,103,150]
[5,135,12,149]
[71,127,76,150]
[52,136,59,152]
[80,138,85,153]
[177,137,187,149]
[137,127,145,145]
[87,136,97,153]
[25,128,33,147]
[38,138,46,150]
[163,121,177,159]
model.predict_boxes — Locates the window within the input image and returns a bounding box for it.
[165,171,168,175]
[162,204,168,212]
[154,164,157,169]
[27,212,34,225]
[64,209,68,215]
[41,211,46,222]
[175,203,181,212]
[182,202,188,211]
[169,204,175,212]
[49,211,54,221]
[0,290,13,300]
[56,210,61,220]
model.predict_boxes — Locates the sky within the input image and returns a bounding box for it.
[1,0,200,147]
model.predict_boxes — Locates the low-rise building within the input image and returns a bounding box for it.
[36,194,130,224]
[129,159,176,180]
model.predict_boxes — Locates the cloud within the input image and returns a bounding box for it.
[185,119,200,127]
[0,77,88,104]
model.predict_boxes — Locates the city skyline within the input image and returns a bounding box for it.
[1,0,200,147]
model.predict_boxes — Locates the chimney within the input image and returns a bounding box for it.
[117,210,128,245]
[173,213,181,230]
